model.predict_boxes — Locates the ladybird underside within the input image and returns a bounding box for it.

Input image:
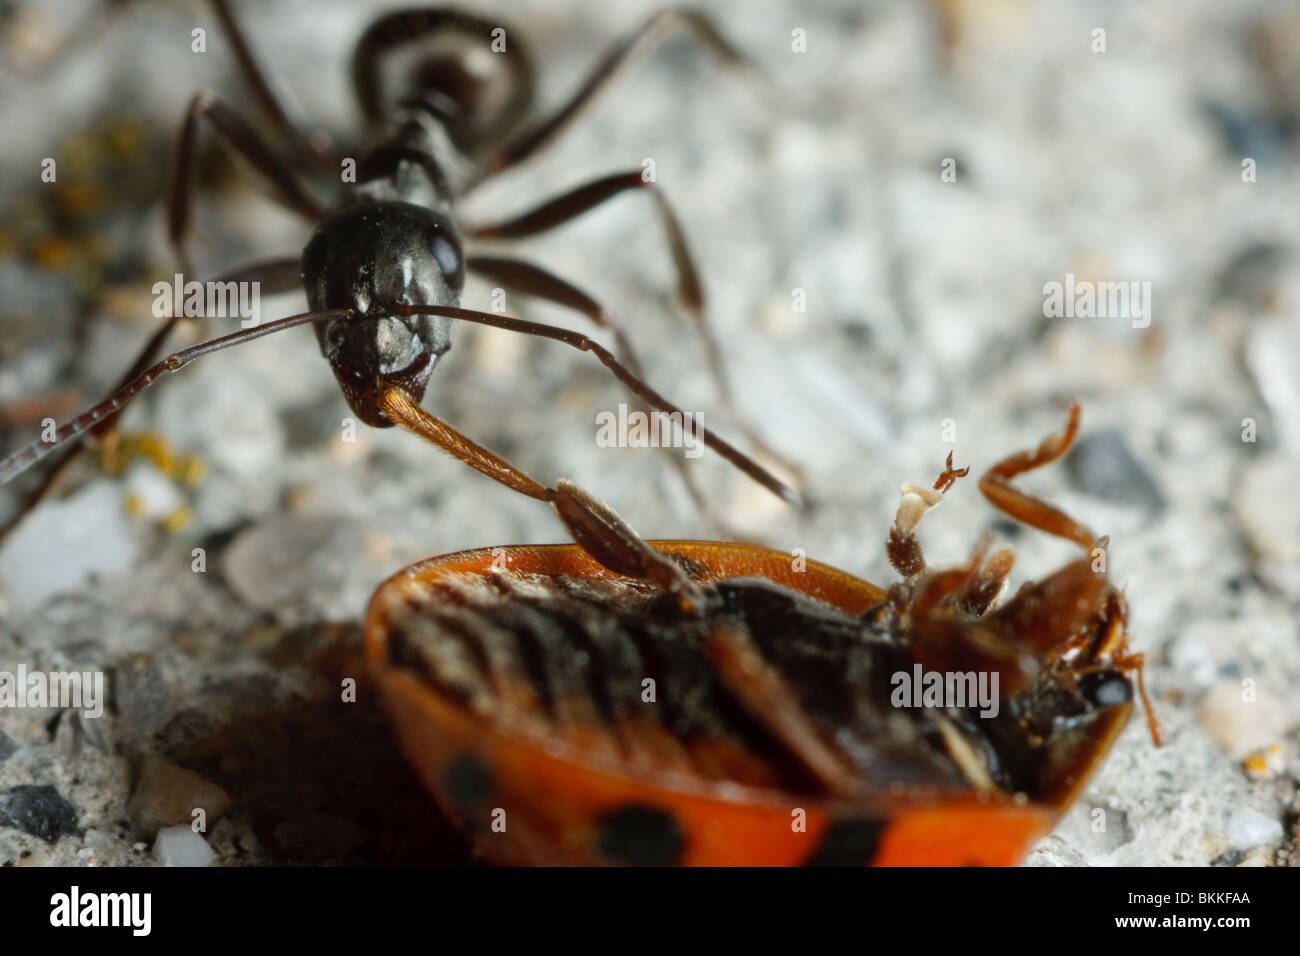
[380,564,1127,806]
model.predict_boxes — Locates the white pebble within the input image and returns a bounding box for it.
[1224,808,1283,851]
[123,462,185,521]
[153,826,215,867]
[1197,680,1286,759]
[0,481,138,613]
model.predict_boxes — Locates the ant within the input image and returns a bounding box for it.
[0,1,797,547]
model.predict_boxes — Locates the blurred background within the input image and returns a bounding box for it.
[0,0,1296,865]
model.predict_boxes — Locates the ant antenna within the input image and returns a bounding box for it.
[0,308,353,485]
[393,302,800,506]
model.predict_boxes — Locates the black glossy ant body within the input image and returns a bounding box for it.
[1,2,796,548]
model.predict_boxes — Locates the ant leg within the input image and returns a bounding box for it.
[377,390,699,602]
[349,8,533,151]
[465,254,744,535]
[0,445,82,542]
[393,302,799,505]
[98,254,303,441]
[88,255,306,467]
[476,8,763,179]
[169,92,330,273]
[886,452,969,579]
[0,313,188,539]
[0,256,303,537]
[466,174,702,339]
[465,255,641,371]
[978,402,1097,552]
[464,173,800,482]
[207,0,336,162]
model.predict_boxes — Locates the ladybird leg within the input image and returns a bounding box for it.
[703,624,861,797]
[1088,590,1163,746]
[906,536,1016,622]
[912,539,1016,621]
[907,533,991,616]
[908,552,1111,696]
[985,557,1111,659]
[886,452,969,579]
[1112,649,1163,746]
[978,402,1098,552]
[953,547,1016,619]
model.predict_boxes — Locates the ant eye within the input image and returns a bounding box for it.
[429,226,464,293]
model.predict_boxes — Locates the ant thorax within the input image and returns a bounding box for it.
[347,105,471,210]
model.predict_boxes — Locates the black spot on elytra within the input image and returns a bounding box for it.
[803,818,885,866]
[595,806,683,865]
[441,753,494,824]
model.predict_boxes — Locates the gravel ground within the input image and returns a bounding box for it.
[0,0,1297,866]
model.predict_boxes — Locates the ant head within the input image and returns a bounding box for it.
[302,201,464,426]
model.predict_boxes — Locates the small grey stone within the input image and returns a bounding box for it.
[159,709,216,751]
[1066,429,1164,512]
[0,730,14,763]
[1234,458,1300,594]
[112,654,173,735]
[53,709,111,759]
[126,755,231,840]
[1245,318,1300,454]
[0,784,79,843]
[1213,241,1286,307]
